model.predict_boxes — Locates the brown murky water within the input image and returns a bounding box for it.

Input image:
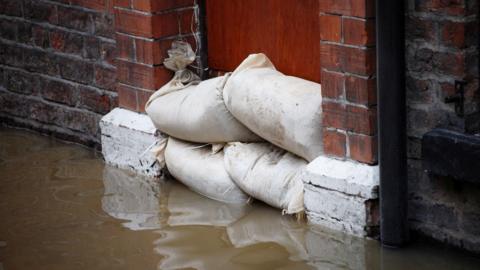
[1,127,480,270]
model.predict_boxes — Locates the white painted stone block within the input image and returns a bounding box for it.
[302,156,379,237]
[100,108,165,177]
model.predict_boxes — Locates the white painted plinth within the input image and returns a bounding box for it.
[302,156,379,237]
[100,108,164,177]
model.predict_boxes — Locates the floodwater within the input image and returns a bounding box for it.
[0,128,480,270]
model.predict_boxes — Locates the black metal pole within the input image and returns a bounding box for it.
[196,0,208,80]
[377,1,409,247]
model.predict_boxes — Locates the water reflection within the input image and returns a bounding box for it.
[1,128,480,270]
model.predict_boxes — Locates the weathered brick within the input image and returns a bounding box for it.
[320,15,342,42]
[84,36,101,59]
[57,6,93,33]
[0,0,23,17]
[433,51,465,77]
[349,133,377,164]
[41,78,77,106]
[94,65,116,91]
[346,105,377,135]
[319,0,375,18]
[17,22,33,45]
[57,56,94,84]
[113,0,130,8]
[0,19,18,41]
[345,75,376,106]
[116,59,171,90]
[100,41,116,65]
[77,85,113,114]
[322,102,346,130]
[24,0,58,24]
[0,42,23,67]
[343,18,375,46]
[441,21,466,48]
[71,0,108,11]
[4,68,38,95]
[93,13,115,39]
[24,48,58,75]
[136,89,154,112]
[117,83,138,111]
[321,70,344,99]
[323,129,346,158]
[49,29,84,56]
[32,26,50,48]
[132,0,194,12]
[415,0,467,15]
[115,34,135,61]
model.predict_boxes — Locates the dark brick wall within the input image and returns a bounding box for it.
[0,0,117,147]
[405,0,480,253]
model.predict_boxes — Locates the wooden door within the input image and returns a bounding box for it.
[205,0,320,83]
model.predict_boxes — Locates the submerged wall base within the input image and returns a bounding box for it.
[100,108,164,177]
[303,156,380,238]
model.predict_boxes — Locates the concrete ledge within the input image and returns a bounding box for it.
[100,108,164,177]
[302,156,379,237]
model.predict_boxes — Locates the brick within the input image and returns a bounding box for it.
[134,38,171,65]
[0,0,23,17]
[132,0,194,12]
[343,18,375,46]
[320,44,342,71]
[0,42,24,67]
[0,90,31,118]
[345,76,376,106]
[321,70,344,99]
[24,0,58,24]
[100,41,116,65]
[115,8,190,38]
[323,129,347,158]
[57,6,93,33]
[114,0,130,8]
[32,26,50,48]
[433,51,465,77]
[137,89,154,112]
[94,65,117,91]
[405,16,435,42]
[78,85,113,114]
[4,69,37,95]
[71,0,107,11]
[322,102,346,129]
[17,22,33,45]
[319,0,375,18]
[0,19,17,41]
[415,0,466,15]
[24,48,58,75]
[346,105,377,135]
[57,56,94,84]
[349,133,377,164]
[116,60,171,90]
[406,76,434,104]
[320,15,342,42]
[441,21,466,48]
[117,84,138,111]
[343,46,376,75]
[93,13,115,39]
[49,30,84,56]
[84,36,101,59]
[41,78,77,105]
[115,34,135,61]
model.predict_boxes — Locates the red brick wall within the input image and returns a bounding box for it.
[0,0,117,147]
[319,0,378,164]
[113,0,197,112]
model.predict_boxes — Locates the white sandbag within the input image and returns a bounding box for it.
[166,181,252,227]
[223,53,323,161]
[224,142,306,214]
[165,137,249,204]
[146,75,261,143]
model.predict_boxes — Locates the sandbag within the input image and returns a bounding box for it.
[223,53,323,161]
[146,75,261,143]
[165,137,249,204]
[224,142,306,214]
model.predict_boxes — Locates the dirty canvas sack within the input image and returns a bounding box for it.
[223,53,323,161]
[224,142,307,214]
[146,75,261,144]
[165,137,249,204]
